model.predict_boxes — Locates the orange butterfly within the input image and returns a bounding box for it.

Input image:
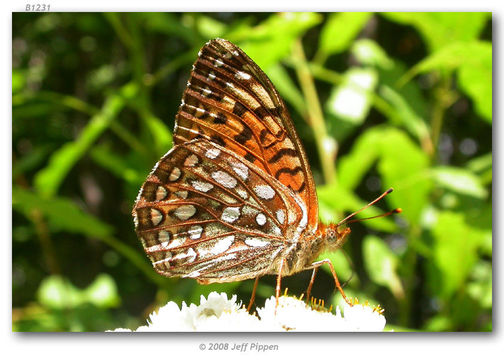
[133,39,398,310]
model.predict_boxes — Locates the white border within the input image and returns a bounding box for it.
[3,1,501,359]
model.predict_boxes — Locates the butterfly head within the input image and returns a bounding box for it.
[320,223,351,251]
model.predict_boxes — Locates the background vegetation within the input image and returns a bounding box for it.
[12,12,492,331]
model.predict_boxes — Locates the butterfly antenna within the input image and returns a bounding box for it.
[346,208,402,225]
[337,188,399,227]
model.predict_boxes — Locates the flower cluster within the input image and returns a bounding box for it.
[110,292,386,332]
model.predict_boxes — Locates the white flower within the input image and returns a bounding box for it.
[341,302,387,331]
[109,292,386,332]
[258,296,386,331]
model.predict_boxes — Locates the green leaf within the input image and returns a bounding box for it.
[337,128,381,190]
[326,67,378,125]
[196,15,227,39]
[38,276,79,309]
[413,42,491,74]
[338,127,431,225]
[363,235,404,299]
[34,83,137,197]
[431,166,488,199]
[407,41,492,122]
[431,211,484,299]
[319,12,372,58]
[467,152,492,186]
[237,12,322,69]
[90,144,144,184]
[379,85,430,145]
[12,69,27,93]
[13,144,54,180]
[84,274,121,308]
[457,44,492,122]
[13,91,98,116]
[424,314,453,331]
[467,152,492,174]
[12,186,113,238]
[378,60,429,120]
[12,100,54,119]
[382,12,490,52]
[376,128,432,224]
[87,64,118,91]
[317,183,356,221]
[480,229,493,257]
[467,261,492,309]
[351,39,394,69]
[141,13,200,44]
[37,274,120,309]
[145,113,173,156]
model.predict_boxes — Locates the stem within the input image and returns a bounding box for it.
[30,209,60,275]
[148,51,196,87]
[127,14,147,88]
[14,90,149,155]
[104,13,134,50]
[292,39,335,184]
[12,91,99,116]
[13,169,61,276]
[109,120,150,156]
[430,74,452,161]
[307,62,343,84]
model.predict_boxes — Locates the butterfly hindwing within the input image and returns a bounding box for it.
[133,139,308,281]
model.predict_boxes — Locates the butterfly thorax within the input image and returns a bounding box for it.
[272,223,351,276]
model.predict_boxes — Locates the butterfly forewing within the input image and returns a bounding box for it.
[134,138,308,282]
[174,38,319,230]
[133,38,326,283]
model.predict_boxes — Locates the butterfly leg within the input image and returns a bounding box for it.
[307,258,352,306]
[274,258,286,314]
[246,276,260,312]
[305,267,319,304]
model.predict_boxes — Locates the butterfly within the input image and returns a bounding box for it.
[132,38,396,310]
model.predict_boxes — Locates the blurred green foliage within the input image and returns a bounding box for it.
[12,12,492,332]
